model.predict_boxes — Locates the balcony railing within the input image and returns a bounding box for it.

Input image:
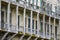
[18,26,24,32]
[32,29,38,35]
[18,27,38,35]
[46,34,51,39]
[51,34,54,38]
[18,0,25,7]
[10,24,17,33]
[25,28,31,34]
[0,23,57,39]
[39,31,51,39]
[39,31,44,38]
[0,23,8,31]
[0,22,17,33]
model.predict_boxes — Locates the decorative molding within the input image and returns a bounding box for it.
[58,0,60,3]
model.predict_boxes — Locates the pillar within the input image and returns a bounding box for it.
[0,0,1,29]
[46,22,47,38]
[43,14,45,38]
[30,10,33,35]
[37,13,40,36]
[16,5,18,33]
[49,17,51,38]
[7,2,10,31]
[54,18,56,40]
[23,7,26,34]
[59,20,60,33]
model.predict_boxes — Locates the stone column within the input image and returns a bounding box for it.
[23,8,26,34]
[59,20,60,34]
[37,13,40,36]
[0,0,1,29]
[46,22,47,38]
[7,2,10,31]
[43,14,45,38]
[49,17,51,38]
[30,10,33,35]
[54,18,56,40]
[16,5,18,33]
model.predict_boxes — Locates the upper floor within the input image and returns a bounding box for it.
[1,0,60,19]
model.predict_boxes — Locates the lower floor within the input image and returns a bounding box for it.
[0,31,54,40]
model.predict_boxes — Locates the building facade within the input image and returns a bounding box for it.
[0,0,60,40]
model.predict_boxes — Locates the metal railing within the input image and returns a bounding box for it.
[39,31,51,38]
[39,31,44,38]
[0,22,8,31]
[18,0,40,10]
[51,34,54,38]
[25,28,31,34]
[18,0,25,7]
[32,29,38,35]
[10,24,17,33]
[18,26,24,32]
[0,22,58,39]
[0,22,17,33]
[18,27,38,35]
[46,34,50,39]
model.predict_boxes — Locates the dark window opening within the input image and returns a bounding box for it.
[1,11,4,29]
[28,18,30,31]
[55,26,57,39]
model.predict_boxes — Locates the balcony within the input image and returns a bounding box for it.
[55,13,60,19]
[0,23,8,31]
[18,26,24,34]
[18,26,34,36]
[39,32,51,39]
[18,27,39,36]
[1,0,41,13]
[18,0,26,8]
[0,22,18,33]
[32,29,38,35]
[39,32,45,38]
[10,24,17,33]
[25,28,31,34]
[46,34,51,39]
[51,34,54,38]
